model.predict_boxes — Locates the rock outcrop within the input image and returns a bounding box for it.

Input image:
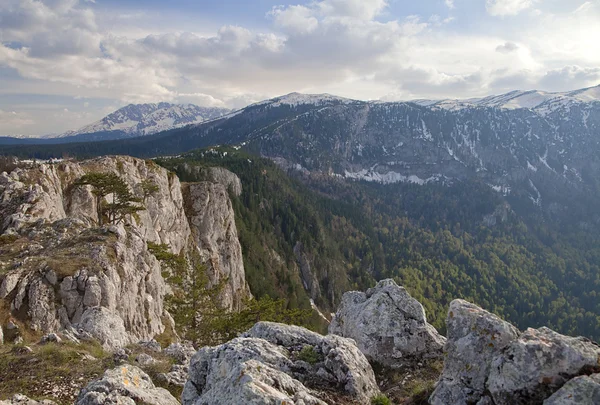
[430,299,600,405]
[0,156,250,348]
[544,373,600,405]
[182,322,380,405]
[430,299,520,405]
[488,327,600,404]
[75,364,179,405]
[183,181,249,311]
[329,279,446,367]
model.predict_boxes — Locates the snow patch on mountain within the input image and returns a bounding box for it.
[410,85,600,115]
[57,103,230,138]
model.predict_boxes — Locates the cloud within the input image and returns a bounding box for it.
[496,41,519,53]
[538,66,600,92]
[1,0,600,135]
[0,110,34,133]
[486,0,537,16]
[445,0,455,9]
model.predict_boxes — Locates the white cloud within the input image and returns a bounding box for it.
[445,0,455,9]
[486,0,538,16]
[496,41,519,53]
[0,0,599,135]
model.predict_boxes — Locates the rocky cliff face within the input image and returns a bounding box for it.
[0,156,250,349]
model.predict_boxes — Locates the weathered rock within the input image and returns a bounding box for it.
[0,156,249,350]
[113,348,131,363]
[138,339,162,353]
[329,279,446,367]
[488,327,600,405]
[157,364,190,388]
[183,181,250,311]
[74,307,130,351]
[134,353,157,367]
[40,333,62,345]
[75,364,179,405]
[430,299,520,405]
[163,342,196,364]
[0,394,57,405]
[207,167,242,197]
[182,322,380,405]
[543,373,600,405]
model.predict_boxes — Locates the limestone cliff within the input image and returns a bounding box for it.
[0,156,250,349]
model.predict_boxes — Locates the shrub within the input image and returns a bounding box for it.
[371,394,391,405]
[297,345,319,365]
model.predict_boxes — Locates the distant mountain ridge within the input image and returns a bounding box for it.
[411,84,600,114]
[56,102,230,139]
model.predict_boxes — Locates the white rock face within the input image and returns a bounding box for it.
[329,279,446,367]
[430,299,600,405]
[184,182,250,311]
[544,373,600,405]
[74,307,131,351]
[182,322,380,405]
[430,299,520,405]
[75,364,179,405]
[488,327,600,405]
[0,156,250,348]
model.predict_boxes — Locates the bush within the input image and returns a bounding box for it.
[371,394,391,405]
[297,345,319,365]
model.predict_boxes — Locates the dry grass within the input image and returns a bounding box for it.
[0,342,113,405]
[373,359,443,405]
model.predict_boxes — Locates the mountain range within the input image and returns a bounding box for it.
[0,103,230,144]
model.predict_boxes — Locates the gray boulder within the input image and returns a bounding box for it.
[157,364,190,388]
[329,279,446,367]
[163,342,196,364]
[543,373,600,405]
[182,322,380,405]
[75,364,179,405]
[488,327,600,405]
[74,307,130,351]
[430,299,520,405]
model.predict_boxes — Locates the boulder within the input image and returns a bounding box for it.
[157,364,190,388]
[329,279,446,367]
[163,342,196,364]
[182,322,380,405]
[75,364,179,405]
[430,299,520,405]
[74,307,130,351]
[543,373,600,405]
[488,327,600,404]
[39,333,62,345]
[138,339,162,353]
[134,353,156,367]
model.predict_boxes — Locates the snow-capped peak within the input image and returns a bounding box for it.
[251,92,356,108]
[409,84,600,115]
[57,103,230,138]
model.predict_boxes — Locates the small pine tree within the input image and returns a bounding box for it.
[74,172,144,225]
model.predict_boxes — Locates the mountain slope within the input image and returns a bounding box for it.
[59,102,230,138]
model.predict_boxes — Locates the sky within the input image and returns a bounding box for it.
[0,0,599,136]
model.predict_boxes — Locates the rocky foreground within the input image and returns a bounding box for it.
[0,157,599,404]
[1,279,598,404]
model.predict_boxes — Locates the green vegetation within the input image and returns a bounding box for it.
[297,345,319,365]
[0,342,111,405]
[156,148,600,340]
[74,172,145,225]
[371,394,392,405]
[147,242,312,346]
